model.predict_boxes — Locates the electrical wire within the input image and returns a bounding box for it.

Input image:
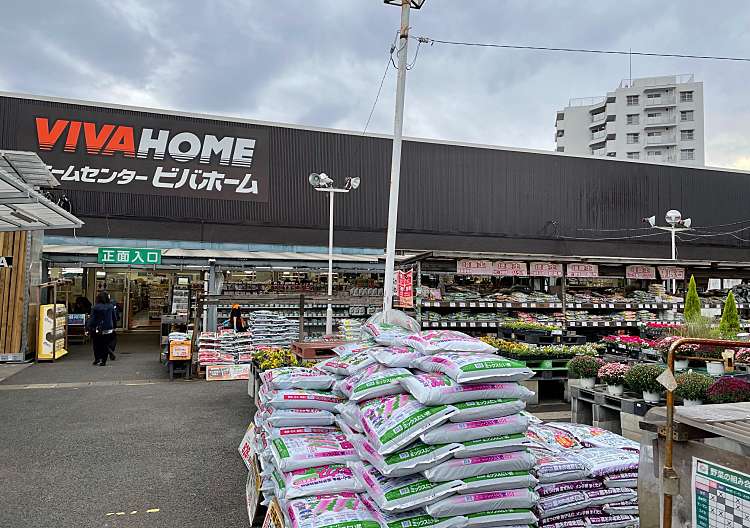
[362,38,397,137]
[576,226,654,232]
[558,231,669,242]
[414,36,750,62]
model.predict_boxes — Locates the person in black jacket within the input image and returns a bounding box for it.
[87,292,116,366]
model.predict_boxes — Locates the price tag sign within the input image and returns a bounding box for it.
[658,266,685,280]
[493,261,528,277]
[457,259,494,275]
[567,263,599,278]
[530,262,563,277]
[626,265,656,280]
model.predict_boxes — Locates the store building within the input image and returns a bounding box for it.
[1,91,750,339]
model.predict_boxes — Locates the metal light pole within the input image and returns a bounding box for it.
[382,0,426,315]
[643,210,692,293]
[309,173,360,335]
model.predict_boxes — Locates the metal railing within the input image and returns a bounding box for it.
[620,74,694,88]
[590,113,607,124]
[645,95,676,106]
[568,96,606,107]
[645,115,677,126]
[591,149,607,157]
[646,134,677,145]
[590,130,607,141]
[646,153,677,162]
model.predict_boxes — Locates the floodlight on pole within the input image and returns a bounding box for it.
[643,209,693,293]
[382,0,426,317]
[307,173,359,335]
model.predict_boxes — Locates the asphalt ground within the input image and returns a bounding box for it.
[0,333,253,528]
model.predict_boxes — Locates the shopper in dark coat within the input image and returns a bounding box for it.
[87,292,116,366]
[107,294,120,361]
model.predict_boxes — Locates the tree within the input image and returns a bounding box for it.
[719,291,741,338]
[683,275,701,322]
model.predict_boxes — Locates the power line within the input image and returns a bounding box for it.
[414,36,750,62]
[559,231,669,242]
[362,33,399,137]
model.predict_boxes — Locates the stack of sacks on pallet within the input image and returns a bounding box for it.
[333,324,541,528]
[526,421,640,528]
[250,312,543,528]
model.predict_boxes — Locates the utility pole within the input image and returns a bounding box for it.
[382,0,425,314]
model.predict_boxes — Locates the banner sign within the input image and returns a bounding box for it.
[626,265,656,280]
[0,256,12,268]
[658,266,685,280]
[457,259,493,275]
[395,270,414,308]
[529,262,563,277]
[15,103,270,201]
[205,364,252,381]
[98,247,162,265]
[493,261,528,277]
[567,263,599,278]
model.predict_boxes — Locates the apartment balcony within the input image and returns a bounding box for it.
[644,115,676,127]
[590,129,607,142]
[644,95,676,107]
[646,153,677,163]
[591,148,607,157]
[590,112,607,124]
[645,134,677,146]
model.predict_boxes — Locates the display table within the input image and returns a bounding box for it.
[290,340,346,361]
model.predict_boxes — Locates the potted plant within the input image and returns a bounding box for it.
[625,363,665,403]
[674,371,714,406]
[706,376,750,404]
[719,291,741,338]
[683,275,701,322]
[568,355,602,389]
[598,362,630,396]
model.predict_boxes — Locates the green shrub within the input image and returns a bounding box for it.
[674,371,713,402]
[624,363,665,393]
[683,275,701,322]
[719,291,741,338]
[567,355,602,379]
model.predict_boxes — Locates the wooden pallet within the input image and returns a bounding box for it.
[291,340,345,360]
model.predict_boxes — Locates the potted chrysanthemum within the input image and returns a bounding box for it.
[568,355,603,389]
[675,371,714,406]
[597,362,630,396]
[625,363,666,403]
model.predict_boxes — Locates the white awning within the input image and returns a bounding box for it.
[0,152,83,232]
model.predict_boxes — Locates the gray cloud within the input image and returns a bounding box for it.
[1,0,748,168]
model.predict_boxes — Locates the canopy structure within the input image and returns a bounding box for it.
[0,150,83,232]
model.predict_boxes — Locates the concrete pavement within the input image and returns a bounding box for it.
[0,333,253,528]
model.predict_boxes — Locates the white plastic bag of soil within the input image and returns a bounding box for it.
[360,493,467,528]
[400,372,533,406]
[458,470,538,493]
[270,432,358,472]
[401,330,497,355]
[463,509,537,528]
[341,366,411,403]
[260,388,344,412]
[286,493,380,528]
[350,462,465,512]
[455,433,531,457]
[261,406,337,428]
[423,451,535,482]
[260,367,335,390]
[359,394,455,455]
[352,434,462,477]
[421,413,529,444]
[426,488,538,516]
[411,352,534,383]
[272,464,364,500]
[368,345,423,368]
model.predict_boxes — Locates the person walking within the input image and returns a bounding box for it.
[107,293,120,361]
[87,292,116,366]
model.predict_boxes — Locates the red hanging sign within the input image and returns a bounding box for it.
[567,263,599,278]
[456,259,493,275]
[626,265,656,280]
[493,261,528,277]
[658,266,685,280]
[530,262,564,277]
[395,270,414,308]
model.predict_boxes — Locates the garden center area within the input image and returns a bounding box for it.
[234,262,750,528]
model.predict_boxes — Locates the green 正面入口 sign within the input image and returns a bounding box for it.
[97,247,161,265]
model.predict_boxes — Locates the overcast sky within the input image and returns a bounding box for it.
[2,0,749,169]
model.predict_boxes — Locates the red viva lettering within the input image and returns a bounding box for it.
[37,118,136,157]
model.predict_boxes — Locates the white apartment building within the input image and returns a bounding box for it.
[555,74,704,165]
